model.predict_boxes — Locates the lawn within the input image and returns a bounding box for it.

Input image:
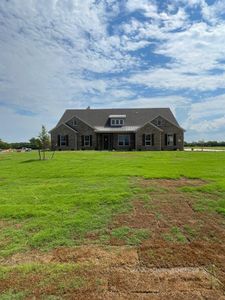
[0,150,225,256]
[0,151,225,298]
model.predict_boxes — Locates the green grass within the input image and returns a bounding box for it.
[111,226,150,245]
[162,226,188,243]
[0,151,225,256]
[0,291,27,300]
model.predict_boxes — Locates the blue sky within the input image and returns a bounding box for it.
[0,0,225,142]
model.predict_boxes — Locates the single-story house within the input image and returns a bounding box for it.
[50,108,185,151]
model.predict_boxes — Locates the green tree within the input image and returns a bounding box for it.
[29,137,40,149]
[36,126,50,160]
[0,139,10,149]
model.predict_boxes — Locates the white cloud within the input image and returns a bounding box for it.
[125,20,225,91]
[189,116,225,133]
[126,0,158,19]
[184,95,225,133]
[126,68,225,91]
[1,0,225,141]
[94,95,190,116]
[0,0,137,117]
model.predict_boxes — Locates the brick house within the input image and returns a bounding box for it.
[50,108,184,151]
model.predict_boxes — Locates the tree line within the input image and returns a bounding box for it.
[184,141,225,147]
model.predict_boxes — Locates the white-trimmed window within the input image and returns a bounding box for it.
[145,134,151,146]
[167,134,174,146]
[143,134,154,146]
[111,119,124,126]
[118,135,130,146]
[84,135,91,146]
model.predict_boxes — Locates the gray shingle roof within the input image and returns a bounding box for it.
[56,108,182,128]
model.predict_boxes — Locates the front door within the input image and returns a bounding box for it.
[103,134,109,150]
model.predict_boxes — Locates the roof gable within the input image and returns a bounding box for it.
[150,115,185,131]
[136,121,163,132]
[49,123,78,133]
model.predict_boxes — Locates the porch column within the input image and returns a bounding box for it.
[134,133,138,150]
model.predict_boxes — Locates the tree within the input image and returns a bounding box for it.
[0,139,10,149]
[29,137,40,149]
[36,126,50,160]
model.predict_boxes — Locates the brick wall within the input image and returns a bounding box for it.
[66,117,96,150]
[136,123,161,151]
[152,117,184,150]
[51,124,77,150]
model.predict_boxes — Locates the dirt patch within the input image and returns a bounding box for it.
[51,246,139,267]
[110,178,225,242]
[0,247,224,299]
[0,250,54,265]
[108,177,225,292]
[109,267,219,293]
[1,246,139,268]
[0,178,225,299]
[140,177,207,189]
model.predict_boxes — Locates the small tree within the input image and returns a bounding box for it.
[36,126,50,160]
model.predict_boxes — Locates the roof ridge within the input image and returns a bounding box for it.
[65,107,171,110]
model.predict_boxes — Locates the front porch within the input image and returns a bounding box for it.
[96,133,135,150]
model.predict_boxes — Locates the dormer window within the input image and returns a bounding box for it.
[109,114,126,127]
[111,118,124,126]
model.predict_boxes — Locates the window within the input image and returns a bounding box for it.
[111,119,124,126]
[72,119,77,126]
[167,134,174,146]
[60,135,66,146]
[143,134,154,146]
[84,135,91,146]
[118,135,130,146]
[81,135,92,147]
[145,134,151,146]
[59,135,68,146]
[157,119,161,126]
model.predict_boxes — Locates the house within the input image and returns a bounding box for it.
[50,108,184,151]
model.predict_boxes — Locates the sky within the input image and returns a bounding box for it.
[0,0,225,142]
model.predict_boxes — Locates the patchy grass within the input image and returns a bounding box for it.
[0,151,225,256]
[0,151,225,298]
[0,262,104,298]
[194,198,225,216]
[183,225,198,239]
[0,290,28,300]
[162,227,188,243]
[111,226,150,245]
